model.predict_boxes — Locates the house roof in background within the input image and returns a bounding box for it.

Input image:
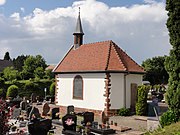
[53,40,145,74]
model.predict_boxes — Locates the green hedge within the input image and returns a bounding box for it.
[6,85,19,98]
[136,85,148,116]
[4,79,53,98]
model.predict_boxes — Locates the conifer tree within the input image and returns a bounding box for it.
[3,52,11,61]
[165,0,180,118]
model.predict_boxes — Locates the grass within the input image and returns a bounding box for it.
[145,121,180,135]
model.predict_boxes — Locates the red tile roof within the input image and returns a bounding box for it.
[53,40,145,73]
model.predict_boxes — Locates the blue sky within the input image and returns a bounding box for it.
[0,0,170,64]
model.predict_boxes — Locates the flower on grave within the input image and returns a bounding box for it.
[65,118,74,126]
[0,98,11,135]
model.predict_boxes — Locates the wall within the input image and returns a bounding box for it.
[110,73,125,109]
[56,73,106,111]
[126,74,143,108]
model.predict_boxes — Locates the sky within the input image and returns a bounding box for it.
[0,0,170,65]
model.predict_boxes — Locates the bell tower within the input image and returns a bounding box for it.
[73,7,84,49]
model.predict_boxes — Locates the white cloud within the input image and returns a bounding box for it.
[0,0,170,65]
[0,0,6,5]
[20,7,25,13]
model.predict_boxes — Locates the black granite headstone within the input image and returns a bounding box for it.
[62,114,77,131]
[29,106,41,119]
[28,118,52,135]
[67,105,74,114]
[52,108,59,119]
[82,112,94,126]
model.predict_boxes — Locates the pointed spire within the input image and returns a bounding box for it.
[74,7,84,35]
[73,7,84,49]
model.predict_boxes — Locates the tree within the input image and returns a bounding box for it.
[3,52,11,61]
[165,0,180,119]
[142,56,169,85]
[34,67,45,79]
[13,55,27,71]
[3,67,19,81]
[22,55,47,79]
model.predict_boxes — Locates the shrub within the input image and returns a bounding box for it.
[118,108,130,116]
[160,110,179,127]
[6,85,18,98]
[0,99,10,135]
[49,82,55,96]
[136,85,148,116]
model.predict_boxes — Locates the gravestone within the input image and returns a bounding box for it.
[30,93,36,103]
[52,108,59,119]
[29,106,41,120]
[12,107,21,119]
[20,100,28,111]
[62,114,77,131]
[42,102,50,116]
[82,112,94,126]
[27,106,33,118]
[28,118,52,135]
[67,105,74,114]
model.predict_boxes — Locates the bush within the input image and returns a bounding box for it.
[6,85,18,98]
[145,121,180,135]
[49,82,55,96]
[118,108,130,116]
[160,110,179,127]
[136,85,148,116]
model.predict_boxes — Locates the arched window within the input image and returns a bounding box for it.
[73,75,83,99]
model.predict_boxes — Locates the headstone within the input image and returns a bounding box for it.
[52,108,59,119]
[62,114,77,131]
[20,101,28,111]
[29,106,41,120]
[27,106,33,118]
[28,119,52,135]
[42,102,50,116]
[82,112,94,126]
[67,105,74,114]
[30,93,36,103]
[12,107,21,119]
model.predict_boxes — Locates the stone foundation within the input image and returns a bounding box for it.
[59,105,119,116]
[59,106,102,116]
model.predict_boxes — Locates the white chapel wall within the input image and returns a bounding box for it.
[126,74,143,108]
[56,73,106,111]
[110,73,125,109]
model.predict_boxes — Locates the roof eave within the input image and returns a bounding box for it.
[53,70,145,74]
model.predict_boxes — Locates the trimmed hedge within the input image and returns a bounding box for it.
[49,82,55,96]
[6,85,19,98]
[136,85,148,116]
[5,79,53,98]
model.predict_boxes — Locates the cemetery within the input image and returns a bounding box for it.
[0,90,169,135]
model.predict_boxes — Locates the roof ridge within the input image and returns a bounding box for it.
[105,41,112,70]
[114,43,144,72]
[112,42,127,71]
[82,40,112,46]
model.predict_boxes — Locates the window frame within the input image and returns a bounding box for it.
[73,75,83,100]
